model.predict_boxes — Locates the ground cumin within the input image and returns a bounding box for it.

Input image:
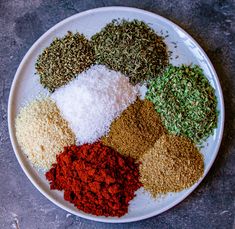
[140,135,204,197]
[102,99,165,159]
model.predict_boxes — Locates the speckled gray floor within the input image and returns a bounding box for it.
[0,0,234,228]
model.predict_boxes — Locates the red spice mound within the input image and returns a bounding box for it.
[45,142,142,217]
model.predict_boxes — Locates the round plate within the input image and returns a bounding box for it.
[8,7,224,223]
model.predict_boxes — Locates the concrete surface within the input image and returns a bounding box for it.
[0,0,234,228]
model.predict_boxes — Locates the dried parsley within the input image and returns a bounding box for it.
[140,135,204,197]
[91,19,169,85]
[146,65,218,143]
[35,31,95,92]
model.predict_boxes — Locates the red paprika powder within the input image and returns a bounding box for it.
[45,142,142,217]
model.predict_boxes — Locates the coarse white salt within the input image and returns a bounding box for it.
[51,65,139,144]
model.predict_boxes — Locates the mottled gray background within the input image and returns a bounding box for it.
[0,0,234,228]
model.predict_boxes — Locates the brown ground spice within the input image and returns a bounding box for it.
[102,99,166,159]
[140,135,204,197]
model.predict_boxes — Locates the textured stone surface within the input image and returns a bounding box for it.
[0,0,234,228]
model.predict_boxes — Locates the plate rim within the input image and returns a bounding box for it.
[8,6,225,223]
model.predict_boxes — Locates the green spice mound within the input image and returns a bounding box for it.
[36,31,95,92]
[146,65,218,143]
[140,135,204,197]
[91,19,169,85]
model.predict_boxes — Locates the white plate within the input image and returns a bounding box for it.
[8,7,224,223]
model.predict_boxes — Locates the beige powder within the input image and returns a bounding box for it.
[15,98,75,170]
[140,135,204,197]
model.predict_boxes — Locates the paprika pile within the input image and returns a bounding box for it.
[45,142,142,217]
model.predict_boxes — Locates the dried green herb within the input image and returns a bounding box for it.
[146,65,218,143]
[91,19,169,85]
[36,31,95,92]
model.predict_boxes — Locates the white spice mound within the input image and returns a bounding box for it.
[15,98,75,170]
[51,65,139,144]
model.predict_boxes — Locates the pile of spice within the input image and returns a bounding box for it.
[146,65,218,143]
[14,17,221,218]
[102,99,166,159]
[140,135,204,197]
[91,19,169,85]
[51,65,138,144]
[45,142,142,217]
[35,31,95,92]
[15,98,75,170]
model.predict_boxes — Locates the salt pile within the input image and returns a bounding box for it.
[51,65,138,144]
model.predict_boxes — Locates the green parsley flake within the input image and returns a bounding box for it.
[146,65,218,143]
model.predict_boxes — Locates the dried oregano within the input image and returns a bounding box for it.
[91,19,169,85]
[35,31,95,92]
[146,65,218,143]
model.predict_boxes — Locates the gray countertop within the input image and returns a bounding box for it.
[0,0,234,228]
